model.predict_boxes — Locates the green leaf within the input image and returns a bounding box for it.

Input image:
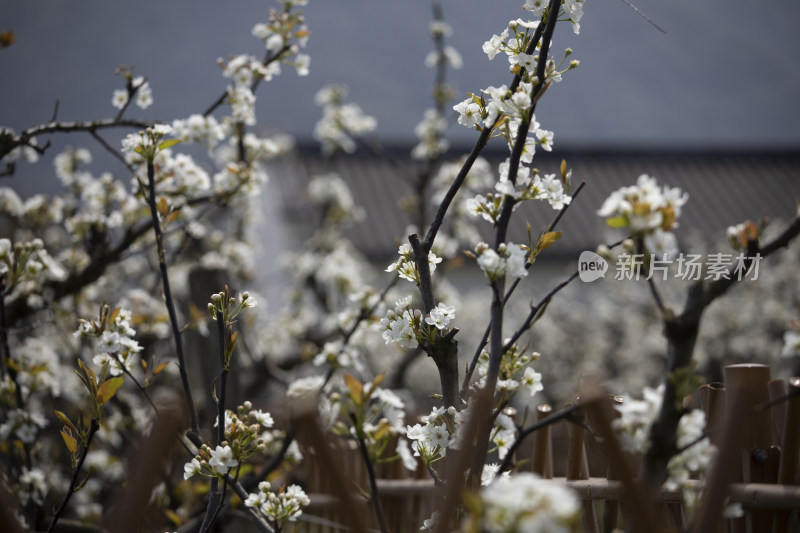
[60,430,78,454]
[157,139,181,151]
[96,376,124,406]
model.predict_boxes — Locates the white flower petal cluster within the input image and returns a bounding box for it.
[312,340,363,372]
[425,46,462,70]
[481,19,540,66]
[665,409,716,500]
[385,243,442,285]
[75,307,141,377]
[110,76,152,110]
[474,242,530,282]
[598,174,688,258]
[250,1,310,76]
[307,172,365,223]
[208,444,239,474]
[160,153,211,196]
[313,84,377,155]
[0,238,67,303]
[380,296,422,349]
[16,468,48,506]
[244,481,310,527]
[287,375,326,399]
[491,158,570,211]
[523,0,585,35]
[612,384,664,454]
[424,302,456,330]
[0,408,48,444]
[406,406,462,465]
[171,114,225,152]
[473,345,544,404]
[471,472,580,533]
[411,109,449,161]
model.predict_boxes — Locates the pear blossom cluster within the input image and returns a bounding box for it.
[666,409,717,507]
[0,238,66,304]
[598,174,688,258]
[462,472,580,533]
[411,109,450,161]
[171,114,226,152]
[425,302,456,330]
[313,84,377,155]
[120,124,174,163]
[406,405,463,465]
[207,289,258,322]
[250,0,310,75]
[111,75,153,110]
[386,243,443,284]
[380,295,423,349]
[474,241,530,282]
[523,0,586,35]
[423,17,462,71]
[307,172,365,223]
[0,408,48,445]
[244,481,310,528]
[74,306,143,377]
[184,402,288,481]
[613,385,716,497]
[473,344,544,400]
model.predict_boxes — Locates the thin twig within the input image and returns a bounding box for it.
[199,310,229,533]
[354,429,390,533]
[146,160,201,445]
[46,418,100,533]
[89,129,135,172]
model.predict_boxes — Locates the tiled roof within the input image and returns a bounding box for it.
[267,145,800,260]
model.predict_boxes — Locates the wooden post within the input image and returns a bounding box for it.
[567,396,597,533]
[775,377,800,533]
[724,363,775,533]
[699,382,726,449]
[532,402,554,479]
